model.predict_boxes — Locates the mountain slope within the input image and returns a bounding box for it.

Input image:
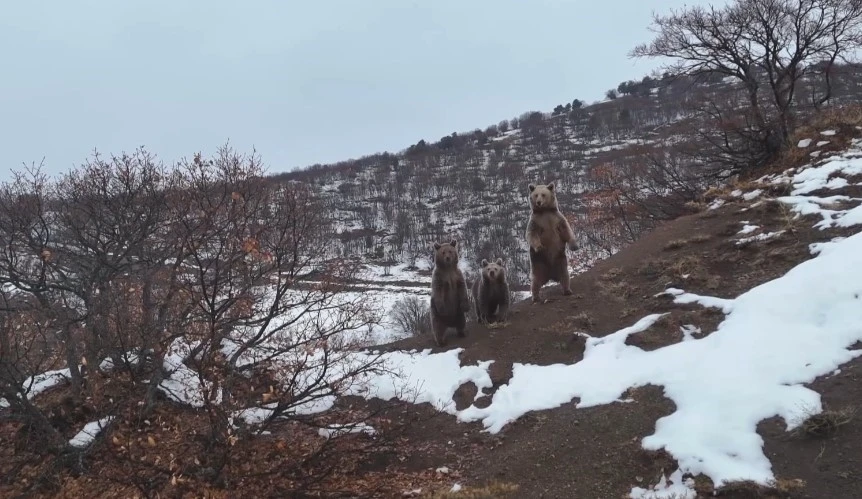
[371,119,862,498]
[273,66,862,289]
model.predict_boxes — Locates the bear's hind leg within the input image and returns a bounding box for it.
[431,315,448,346]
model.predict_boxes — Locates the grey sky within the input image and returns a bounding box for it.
[1,0,712,180]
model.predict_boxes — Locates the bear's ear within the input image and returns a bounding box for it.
[481,259,489,267]
[528,183,536,192]
[450,239,457,247]
[547,182,555,191]
[433,242,441,250]
[495,258,503,266]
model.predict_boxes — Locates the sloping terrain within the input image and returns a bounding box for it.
[5,125,862,499]
[275,66,862,288]
[370,124,862,498]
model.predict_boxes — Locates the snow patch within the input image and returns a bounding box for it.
[0,368,71,408]
[659,288,734,313]
[317,423,376,439]
[680,325,702,342]
[460,230,862,487]
[736,230,785,246]
[630,469,696,499]
[738,224,759,235]
[69,417,115,448]
[797,138,812,148]
[158,338,222,408]
[809,237,846,256]
[742,189,762,201]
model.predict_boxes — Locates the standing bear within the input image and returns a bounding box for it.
[525,182,578,303]
[429,240,470,346]
[472,258,510,325]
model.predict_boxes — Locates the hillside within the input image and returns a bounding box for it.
[354,118,862,497]
[273,65,862,290]
[4,113,862,498]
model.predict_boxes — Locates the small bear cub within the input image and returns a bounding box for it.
[471,258,510,325]
[429,240,470,346]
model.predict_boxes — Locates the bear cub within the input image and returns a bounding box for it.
[472,258,510,325]
[429,240,470,346]
[525,182,578,303]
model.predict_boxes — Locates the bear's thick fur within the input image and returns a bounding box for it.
[471,258,510,325]
[429,240,470,346]
[525,182,578,303]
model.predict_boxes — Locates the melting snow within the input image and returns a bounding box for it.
[738,224,759,235]
[742,189,762,201]
[797,138,812,148]
[821,130,837,136]
[736,230,785,246]
[158,338,222,408]
[69,417,115,448]
[0,368,71,408]
[809,237,846,256]
[708,198,725,210]
[460,228,862,486]
[317,423,376,439]
[233,348,494,427]
[680,325,701,342]
[630,468,696,499]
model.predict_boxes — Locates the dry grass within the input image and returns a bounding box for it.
[620,307,639,319]
[703,185,731,201]
[791,406,857,438]
[427,481,519,498]
[663,239,688,251]
[775,199,805,235]
[792,105,862,142]
[730,178,770,193]
[638,258,669,278]
[688,234,712,244]
[601,267,623,280]
[597,279,638,300]
[666,255,708,281]
[571,311,596,328]
[684,200,708,213]
[486,321,510,330]
[714,477,805,498]
[664,234,712,251]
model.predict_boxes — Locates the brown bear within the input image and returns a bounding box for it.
[525,182,578,303]
[429,240,470,346]
[471,258,510,325]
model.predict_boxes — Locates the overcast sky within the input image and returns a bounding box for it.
[0,0,715,180]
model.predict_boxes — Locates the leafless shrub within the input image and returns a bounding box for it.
[391,296,431,338]
[0,145,393,491]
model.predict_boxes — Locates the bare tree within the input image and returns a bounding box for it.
[0,146,392,491]
[632,0,862,171]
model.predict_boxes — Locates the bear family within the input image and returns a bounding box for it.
[471,258,510,324]
[429,240,470,346]
[428,180,577,344]
[525,182,577,303]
